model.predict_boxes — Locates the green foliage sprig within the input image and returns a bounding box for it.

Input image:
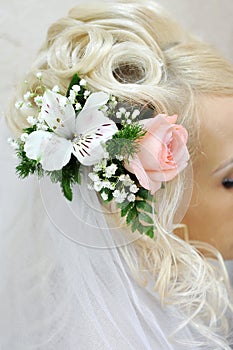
[105,123,146,161]
[117,188,155,238]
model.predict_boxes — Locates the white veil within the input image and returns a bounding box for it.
[0,115,221,349]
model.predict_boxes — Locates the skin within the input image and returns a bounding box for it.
[182,96,233,260]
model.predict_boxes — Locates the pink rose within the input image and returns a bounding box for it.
[124,114,190,194]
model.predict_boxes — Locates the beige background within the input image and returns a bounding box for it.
[0,0,232,112]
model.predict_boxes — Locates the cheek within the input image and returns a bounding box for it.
[182,181,233,258]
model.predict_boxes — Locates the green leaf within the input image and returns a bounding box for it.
[126,206,138,225]
[137,188,153,201]
[137,222,145,235]
[73,163,81,184]
[138,212,154,225]
[120,202,134,217]
[131,217,139,233]
[136,200,153,214]
[144,226,154,238]
[61,176,72,201]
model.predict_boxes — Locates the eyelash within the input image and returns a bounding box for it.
[222,178,233,189]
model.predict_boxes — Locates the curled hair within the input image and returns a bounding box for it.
[6,0,233,348]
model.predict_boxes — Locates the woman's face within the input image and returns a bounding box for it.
[183,96,233,260]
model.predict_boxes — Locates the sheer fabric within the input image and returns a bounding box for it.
[0,116,222,349]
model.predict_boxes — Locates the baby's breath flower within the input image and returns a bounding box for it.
[126,119,132,124]
[20,133,29,142]
[84,90,91,99]
[116,155,124,161]
[36,123,48,131]
[88,172,100,182]
[26,102,33,108]
[127,194,136,202]
[23,91,33,101]
[15,101,24,110]
[93,163,102,172]
[110,96,116,102]
[105,164,117,178]
[94,181,103,191]
[79,79,87,86]
[27,116,37,125]
[75,103,82,111]
[113,190,127,204]
[72,85,81,93]
[130,184,139,193]
[52,85,60,93]
[101,192,108,201]
[119,174,133,186]
[36,72,42,79]
[68,90,76,104]
[102,180,113,189]
[8,138,19,150]
[34,95,43,107]
[132,109,140,119]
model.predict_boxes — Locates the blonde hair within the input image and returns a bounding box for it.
[6,0,233,347]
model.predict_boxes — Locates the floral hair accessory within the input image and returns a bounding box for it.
[9,73,190,238]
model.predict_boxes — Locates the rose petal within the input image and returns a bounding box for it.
[41,90,76,139]
[124,155,161,195]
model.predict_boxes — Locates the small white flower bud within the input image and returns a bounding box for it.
[72,85,81,93]
[20,133,29,142]
[88,172,100,182]
[34,95,43,107]
[75,103,82,111]
[52,85,60,93]
[27,116,37,125]
[36,72,42,79]
[127,194,136,202]
[130,184,139,193]
[132,109,140,119]
[80,79,87,86]
[23,91,33,101]
[15,101,24,110]
[101,192,108,201]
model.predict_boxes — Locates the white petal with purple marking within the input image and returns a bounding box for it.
[41,90,76,139]
[72,122,118,166]
[75,92,111,134]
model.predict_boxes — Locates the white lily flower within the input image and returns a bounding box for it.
[24,90,118,171]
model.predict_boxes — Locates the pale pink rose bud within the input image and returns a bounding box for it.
[124,114,190,195]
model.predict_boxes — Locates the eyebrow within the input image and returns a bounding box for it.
[212,158,233,175]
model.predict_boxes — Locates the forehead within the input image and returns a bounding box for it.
[197,96,233,169]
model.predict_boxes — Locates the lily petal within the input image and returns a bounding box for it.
[41,90,76,139]
[72,122,118,166]
[24,130,51,162]
[24,130,73,171]
[82,92,109,110]
[75,92,110,134]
